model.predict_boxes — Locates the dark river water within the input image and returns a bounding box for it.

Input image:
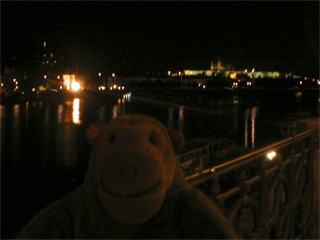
[1,89,318,237]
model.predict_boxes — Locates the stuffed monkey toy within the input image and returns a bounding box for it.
[17,114,238,239]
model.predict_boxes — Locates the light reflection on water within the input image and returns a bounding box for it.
[1,96,270,170]
[244,106,258,149]
[73,98,81,125]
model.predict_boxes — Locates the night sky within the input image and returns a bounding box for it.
[2,1,319,77]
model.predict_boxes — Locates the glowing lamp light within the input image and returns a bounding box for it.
[71,82,80,91]
[230,72,237,79]
[267,151,276,161]
[113,84,117,89]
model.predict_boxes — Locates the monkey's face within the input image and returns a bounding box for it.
[86,115,184,224]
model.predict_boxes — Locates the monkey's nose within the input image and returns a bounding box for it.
[118,166,140,181]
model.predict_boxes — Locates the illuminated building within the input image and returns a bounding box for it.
[35,41,66,89]
[184,58,282,79]
[63,74,76,90]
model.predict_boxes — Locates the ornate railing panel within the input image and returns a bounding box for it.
[180,138,238,175]
[185,128,317,239]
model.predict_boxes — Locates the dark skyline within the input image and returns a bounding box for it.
[2,1,319,77]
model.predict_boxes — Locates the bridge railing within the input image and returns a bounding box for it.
[184,128,317,239]
[180,138,238,175]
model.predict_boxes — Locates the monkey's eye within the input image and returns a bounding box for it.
[149,132,159,146]
[109,135,116,144]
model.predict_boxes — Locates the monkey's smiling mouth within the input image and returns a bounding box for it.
[100,180,162,199]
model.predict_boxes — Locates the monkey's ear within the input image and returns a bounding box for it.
[168,129,185,154]
[86,122,107,145]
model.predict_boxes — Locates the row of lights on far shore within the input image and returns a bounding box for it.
[98,73,116,77]
[99,85,125,91]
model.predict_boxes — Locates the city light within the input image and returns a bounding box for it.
[63,74,75,90]
[267,151,277,161]
[71,82,80,91]
[232,82,238,88]
[123,92,132,101]
[230,72,237,79]
[98,73,102,77]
